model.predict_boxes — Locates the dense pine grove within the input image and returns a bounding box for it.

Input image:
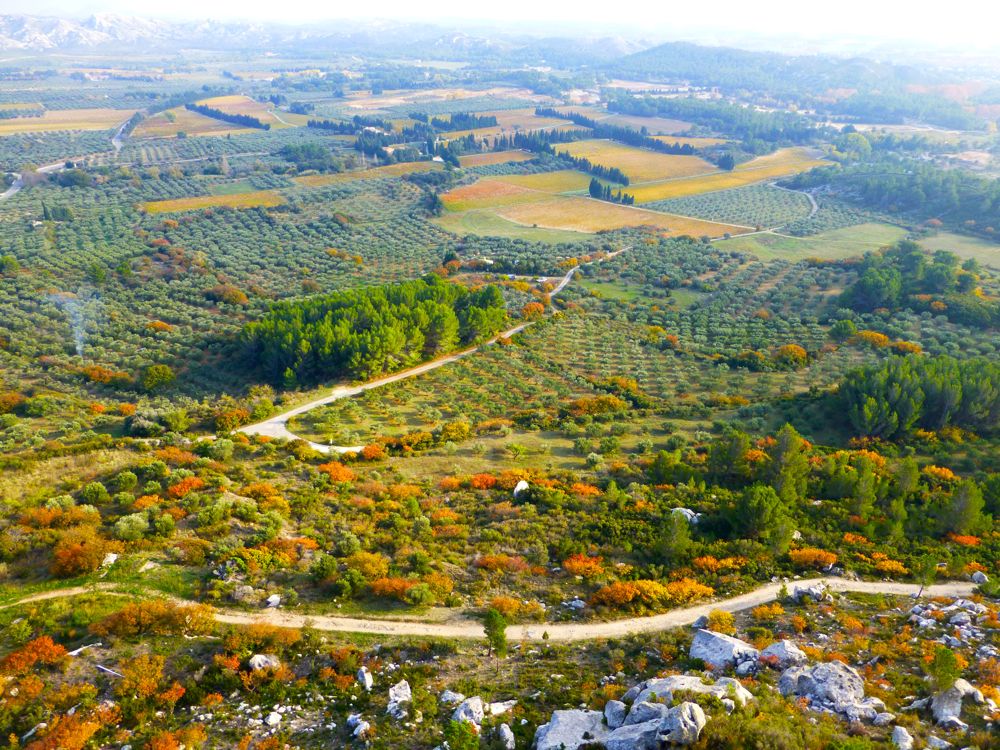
[841,354,1000,440]
[244,276,508,384]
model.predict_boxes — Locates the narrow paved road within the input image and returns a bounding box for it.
[1,578,977,642]
[239,248,629,453]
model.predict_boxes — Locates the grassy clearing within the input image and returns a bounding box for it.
[495,169,595,193]
[143,189,285,214]
[433,209,588,243]
[132,106,254,138]
[196,94,293,129]
[292,161,442,187]
[716,222,909,260]
[579,279,642,301]
[596,112,692,135]
[458,150,534,167]
[0,107,135,134]
[498,195,743,236]
[555,139,715,183]
[918,230,1000,268]
[630,147,828,203]
[0,448,138,505]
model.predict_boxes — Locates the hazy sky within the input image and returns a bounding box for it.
[8,0,1000,49]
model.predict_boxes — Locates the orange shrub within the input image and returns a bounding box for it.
[855,330,890,348]
[168,476,205,498]
[438,476,462,492]
[369,577,417,600]
[789,548,838,569]
[361,444,387,461]
[521,301,545,319]
[475,554,529,573]
[923,465,957,483]
[318,462,356,483]
[489,595,522,619]
[469,473,497,490]
[155,446,198,466]
[0,636,67,674]
[562,554,604,577]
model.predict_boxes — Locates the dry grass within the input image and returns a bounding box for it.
[596,113,692,135]
[497,195,743,236]
[458,150,534,167]
[0,449,137,505]
[495,170,593,193]
[630,147,829,204]
[292,161,443,187]
[196,95,292,129]
[443,108,574,141]
[133,106,253,138]
[0,108,136,134]
[143,190,285,214]
[555,139,716,183]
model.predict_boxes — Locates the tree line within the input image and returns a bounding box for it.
[534,107,699,155]
[840,354,1000,440]
[604,93,818,148]
[306,115,396,134]
[185,102,270,130]
[243,275,508,385]
[589,177,635,204]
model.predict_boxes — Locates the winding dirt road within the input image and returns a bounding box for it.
[2,578,977,643]
[238,248,627,453]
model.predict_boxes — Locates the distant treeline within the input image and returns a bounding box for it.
[0,107,44,119]
[185,102,270,130]
[788,157,1000,239]
[244,276,508,384]
[430,113,498,131]
[307,115,396,134]
[604,94,817,149]
[535,107,699,155]
[827,92,984,132]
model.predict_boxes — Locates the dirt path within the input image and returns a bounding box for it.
[1,578,976,643]
[238,248,629,453]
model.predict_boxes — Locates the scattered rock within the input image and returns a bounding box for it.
[453,696,485,725]
[440,689,466,706]
[689,629,759,670]
[356,666,373,691]
[264,594,281,608]
[489,699,517,716]
[604,699,627,729]
[971,570,988,584]
[792,582,830,603]
[926,736,952,750]
[533,709,609,750]
[931,678,984,729]
[872,712,895,726]
[779,660,868,717]
[387,679,412,720]
[264,711,281,727]
[352,720,371,739]
[891,725,914,750]
[623,702,670,726]
[497,723,516,750]
[690,615,708,629]
[630,675,753,707]
[248,654,280,671]
[761,640,808,668]
[661,702,707,745]
[513,480,530,498]
[231,584,258,604]
[671,507,701,524]
[101,552,118,568]
[605,719,662,750]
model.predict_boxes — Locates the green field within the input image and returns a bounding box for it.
[433,207,591,244]
[716,222,909,260]
[919,230,1000,268]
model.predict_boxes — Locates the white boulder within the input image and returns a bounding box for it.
[629,675,753,707]
[440,689,466,705]
[971,570,988,584]
[690,629,759,670]
[248,654,281,671]
[604,699,627,729]
[264,711,281,727]
[356,666,373,691]
[778,661,865,711]
[891,725,914,750]
[761,640,807,668]
[661,702,707,745]
[498,723,516,750]
[387,679,412,720]
[931,678,984,728]
[533,709,609,750]
[453,696,485,725]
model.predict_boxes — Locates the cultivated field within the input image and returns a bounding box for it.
[553,106,692,135]
[196,94,293,129]
[629,147,828,203]
[443,108,578,141]
[494,169,595,193]
[0,107,136,134]
[142,189,286,214]
[497,195,745,235]
[132,106,254,138]
[292,161,443,187]
[555,139,716,182]
[433,209,589,243]
[457,150,534,167]
[440,179,541,211]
